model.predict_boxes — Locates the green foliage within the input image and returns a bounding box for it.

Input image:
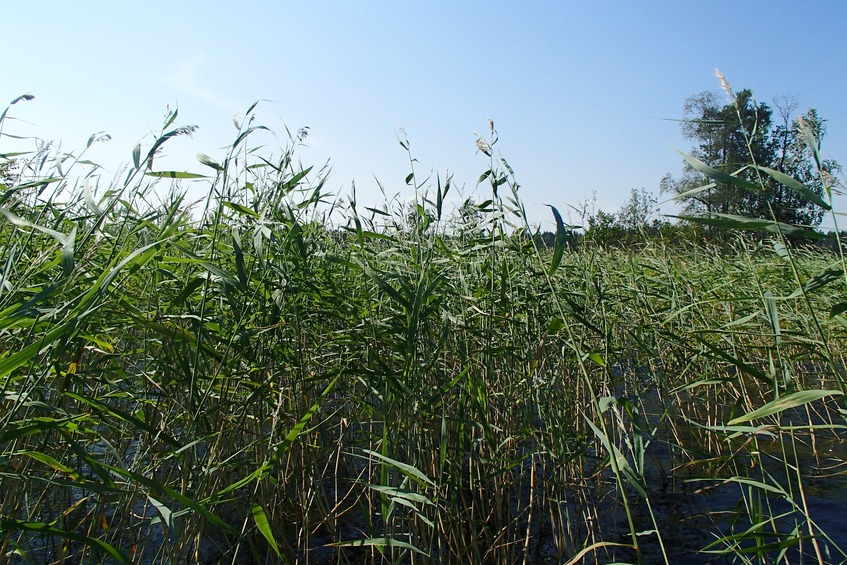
[0,159,18,185]
[583,188,692,248]
[618,187,658,230]
[0,91,845,565]
[664,88,840,228]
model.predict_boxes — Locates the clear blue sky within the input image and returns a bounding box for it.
[4,2,847,229]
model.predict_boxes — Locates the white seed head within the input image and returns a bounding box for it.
[475,137,491,155]
[715,68,734,100]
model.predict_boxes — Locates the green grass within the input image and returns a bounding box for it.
[1,93,846,564]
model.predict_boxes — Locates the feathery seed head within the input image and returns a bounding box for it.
[715,68,734,100]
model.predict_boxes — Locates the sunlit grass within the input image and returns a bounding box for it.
[1,92,846,564]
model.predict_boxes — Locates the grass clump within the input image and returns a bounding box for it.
[1,89,846,564]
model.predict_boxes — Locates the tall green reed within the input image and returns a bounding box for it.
[1,85,846,564]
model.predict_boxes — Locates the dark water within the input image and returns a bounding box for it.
[595,423,847,564]
[7,396,846,564]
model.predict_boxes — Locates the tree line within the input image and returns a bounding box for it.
[570,87,842,248]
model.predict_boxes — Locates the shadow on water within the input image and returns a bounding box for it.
[589,377,847,564]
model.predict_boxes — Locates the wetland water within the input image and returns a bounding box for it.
[590,398,847,564]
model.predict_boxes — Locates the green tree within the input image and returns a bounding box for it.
[765,101,838,226]
[663,89,839,228]
[0,158,18,185]
[618,187,658,231]
[585,209,624,247]
[583,188,666,248]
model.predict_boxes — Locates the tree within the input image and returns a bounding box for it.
[663,88,839,228]
[585,209,625,247]
[0,158,18,185]
[766,103,838,226]
[618,187,658,231]
[583,189,665,248]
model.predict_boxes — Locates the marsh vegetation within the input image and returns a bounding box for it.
[1,85,846,564]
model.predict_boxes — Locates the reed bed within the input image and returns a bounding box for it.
[1,96,846,564]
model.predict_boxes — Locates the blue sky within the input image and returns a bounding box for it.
[3,2,847,229]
